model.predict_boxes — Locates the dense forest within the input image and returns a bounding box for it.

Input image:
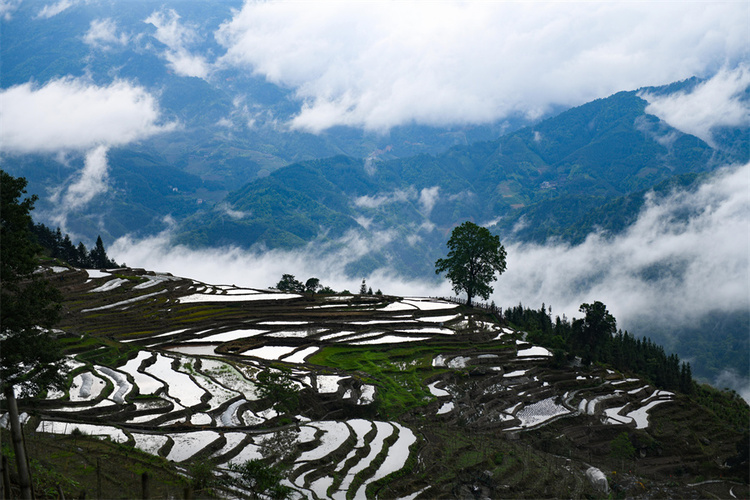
[29,223,119,269]
[503,302,749,430]
[504,301,693,392]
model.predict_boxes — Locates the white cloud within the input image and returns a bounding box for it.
[355,216,372,230]
[216,202,251,220]
[36,0,77,19]
[0,77,175,153]
[84,18,129,49]
[354,188,416,209]
[419,186,440,216]
[640,66,750,148]
[63,146,109,210]
[715,369,750,402]
[0,0,21,20]
[215,1,749,132]
[145,8,210,79]
[491,163,750,330]
[111,227,441,297]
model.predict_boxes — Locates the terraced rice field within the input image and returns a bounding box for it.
[5,265,745,499]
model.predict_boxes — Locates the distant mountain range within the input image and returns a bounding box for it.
[173,80,747,277]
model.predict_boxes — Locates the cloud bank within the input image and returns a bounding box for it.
[0,77,175,153]
[641,66,750,147]
[216,1,749,132]
[495,163,749,327]
[112,163,749,325]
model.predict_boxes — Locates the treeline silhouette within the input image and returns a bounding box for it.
[504,302,693,394]
[30,222,119,269]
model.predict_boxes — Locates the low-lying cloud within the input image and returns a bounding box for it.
[112,163,749,324]
[496,163,749,327]
[354,188,417,210]
[641,66,750,148]
[111,162,749,396]
[215,1,749,132]
[111,226,447,298]
[59,145,110,212]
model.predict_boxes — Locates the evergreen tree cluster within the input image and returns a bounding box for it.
[30,223,119,269]
[275,274,335,296]
[504,302,693,393]
[359,278,381,296]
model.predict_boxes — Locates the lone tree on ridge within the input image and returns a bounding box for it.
[435,221,507,307]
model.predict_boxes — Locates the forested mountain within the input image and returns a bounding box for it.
[165,84,749,395]
[176,83,747,274]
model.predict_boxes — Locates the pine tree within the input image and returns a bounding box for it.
[90,235,107,268]
[76,242,90,268]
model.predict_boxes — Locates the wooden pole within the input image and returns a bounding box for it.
[141,472,150,499]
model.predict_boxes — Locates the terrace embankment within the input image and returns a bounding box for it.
[2,265,747,499]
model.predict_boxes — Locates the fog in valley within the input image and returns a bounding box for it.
[112,161,750,400]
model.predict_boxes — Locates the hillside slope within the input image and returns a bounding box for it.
[5,263,746,499]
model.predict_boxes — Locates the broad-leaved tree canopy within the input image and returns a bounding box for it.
[435,221,506,307]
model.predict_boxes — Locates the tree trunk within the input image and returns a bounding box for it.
[4,386,33,500]
[2,455,12,499]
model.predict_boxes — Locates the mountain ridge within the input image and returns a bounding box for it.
[177,82,746,262]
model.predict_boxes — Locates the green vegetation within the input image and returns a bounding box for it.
[610,432,636,468]
[257,368,300,416]
[1,170,68,499]
[505,302,694,392]
[2,430,187,499]
[310,346,432,417]
[308,342,511,418]
[226,460,293,499]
